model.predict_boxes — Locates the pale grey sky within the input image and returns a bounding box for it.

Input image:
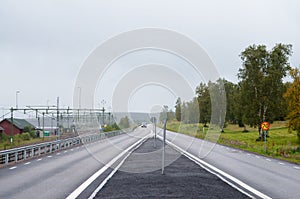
[0,0,299,114]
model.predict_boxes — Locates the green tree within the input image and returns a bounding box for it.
[284,68,300,139]
[23,125,36,138]
[159,105,175,122]
[208,79,227,132]
[175,97,182,121]
[196,83,211,127]
[180,98,199,124]
[232,83,247,129]
[238,44,292,138]
[119,116,130,129]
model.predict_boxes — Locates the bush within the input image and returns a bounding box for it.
[21,132,31,141]
[0,132,9,142]
[29,131,37,138]
[103,123,120,132]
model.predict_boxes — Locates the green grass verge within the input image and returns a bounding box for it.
[0,137,57,151]
[164,121,300,164]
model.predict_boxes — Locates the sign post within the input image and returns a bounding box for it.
[154,117,157,148]
[261,121,270,152]
[162,119,167,175]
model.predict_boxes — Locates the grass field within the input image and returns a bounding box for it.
[0,136,58,151]
[164,121,300,164]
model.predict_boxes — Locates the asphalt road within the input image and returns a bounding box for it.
[1,125,299,199]
[95,138,249,199]
[0,128,150,199]
[156,128,300,199]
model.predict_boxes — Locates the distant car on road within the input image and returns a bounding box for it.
[141,123,147,128]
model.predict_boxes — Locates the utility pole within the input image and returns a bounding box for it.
[57,97,60,139]
[77,87,81,124]
[67,107,70,130]
[10,108,14,143]
[16,91,20,109]
[101,100,106,125]
[42,112,45,140]
[51,112,54,134]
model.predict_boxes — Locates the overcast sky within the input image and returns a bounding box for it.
[0,0,299,115]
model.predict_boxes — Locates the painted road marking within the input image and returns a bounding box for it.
[47,156,52,158]
[88,135,147,199]
[247,153,251,156]
[37,158,42,161]
[293,166,300,170]
[278,162,285,165]
[9,166,17,170]
[71,149,74,151]
[24,162,31,165]
[255,156,260,159]
[64,151,68,153]
[66,133,152,199]
[159,135,272,199]
[266,159,271,162]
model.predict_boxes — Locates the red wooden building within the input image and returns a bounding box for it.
[0,118,35,136]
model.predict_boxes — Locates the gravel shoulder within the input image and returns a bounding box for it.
[95,138,249,199]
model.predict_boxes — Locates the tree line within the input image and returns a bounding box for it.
[169,43,300,139]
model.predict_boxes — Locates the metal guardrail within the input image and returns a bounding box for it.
[0,130,125,166]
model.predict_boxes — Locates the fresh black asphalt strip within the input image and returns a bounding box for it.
[94,138,250,199]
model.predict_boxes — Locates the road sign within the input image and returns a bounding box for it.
[261,122,270,131]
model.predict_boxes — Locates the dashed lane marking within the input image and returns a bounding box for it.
[266,159,271,162]
[255,156,260,159]
[47,156,52,158]
[293,166,300,170]
[24,162,31,165]
[9,166,17,170]
[278,162,285,165]
[57,153,61,155]
[36,158,42,161]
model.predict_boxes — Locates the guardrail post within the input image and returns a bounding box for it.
[50,144,52,153]
[31,148,34,157]
[15,152,18,163]
[5,153,9,164]
[24,149,27,160]
[38,146,41,156]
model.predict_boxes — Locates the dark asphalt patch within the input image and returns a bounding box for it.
[94,138,250,199]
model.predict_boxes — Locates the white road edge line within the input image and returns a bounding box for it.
[157,135,271,199]
[88,135,149,199]
[293,166,300,170]
[66,133,152,199]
